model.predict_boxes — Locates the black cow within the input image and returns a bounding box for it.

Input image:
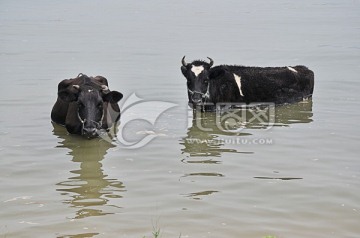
[51,73,123,138]
[181,56,314,108]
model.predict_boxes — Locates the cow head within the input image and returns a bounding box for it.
[181,56,214,105]
[58,75,123,138]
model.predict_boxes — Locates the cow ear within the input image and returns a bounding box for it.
[103,91,123,103]
[181,66,187,77]
[58,85,80,102]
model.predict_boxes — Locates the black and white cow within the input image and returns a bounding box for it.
[181,56,314,108]
[51,73,123,138]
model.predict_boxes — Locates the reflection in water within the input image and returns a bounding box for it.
[180,110,253,159]
[53,124,125,219]
[254,176,303,181]
[274,100,313,126]
[57,232,99,238]
[180,173,225,200]
[182,172,224,178]
[184,190,219,200]
[180,101,313,199]
[181,100,313,158]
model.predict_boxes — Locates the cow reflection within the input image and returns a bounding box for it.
[274,99,313,126]
[53,124,125,219]
[181,100,313,158]
[180,110,252,159]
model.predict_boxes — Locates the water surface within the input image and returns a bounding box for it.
[1,0,359,237]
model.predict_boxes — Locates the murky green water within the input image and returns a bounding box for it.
[1,0,359,237]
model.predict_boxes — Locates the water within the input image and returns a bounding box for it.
[1,0,359,237]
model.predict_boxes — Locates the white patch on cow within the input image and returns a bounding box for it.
[191,65,204,77]
[88,89,93,93]
[233,74,244,97]
[287,66,297,73]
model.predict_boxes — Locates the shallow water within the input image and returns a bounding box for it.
[1,0,360,237]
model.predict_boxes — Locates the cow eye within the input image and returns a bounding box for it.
[97,102,103,108]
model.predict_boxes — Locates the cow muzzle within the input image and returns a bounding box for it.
[77,109,103,138]
[188,84,210,105]
[82,127,98,138]
[191,95,204,105]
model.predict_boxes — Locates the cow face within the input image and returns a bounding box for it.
[181,56,214,105]
[58,82,123,138]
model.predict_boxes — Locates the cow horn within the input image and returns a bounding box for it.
[181,56,187,67]
[207,57,214,67]
[101,85,109,91]
[72,85,80,89]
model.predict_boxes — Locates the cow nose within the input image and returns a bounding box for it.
[82,127,98,138]
[192,98,203,104]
